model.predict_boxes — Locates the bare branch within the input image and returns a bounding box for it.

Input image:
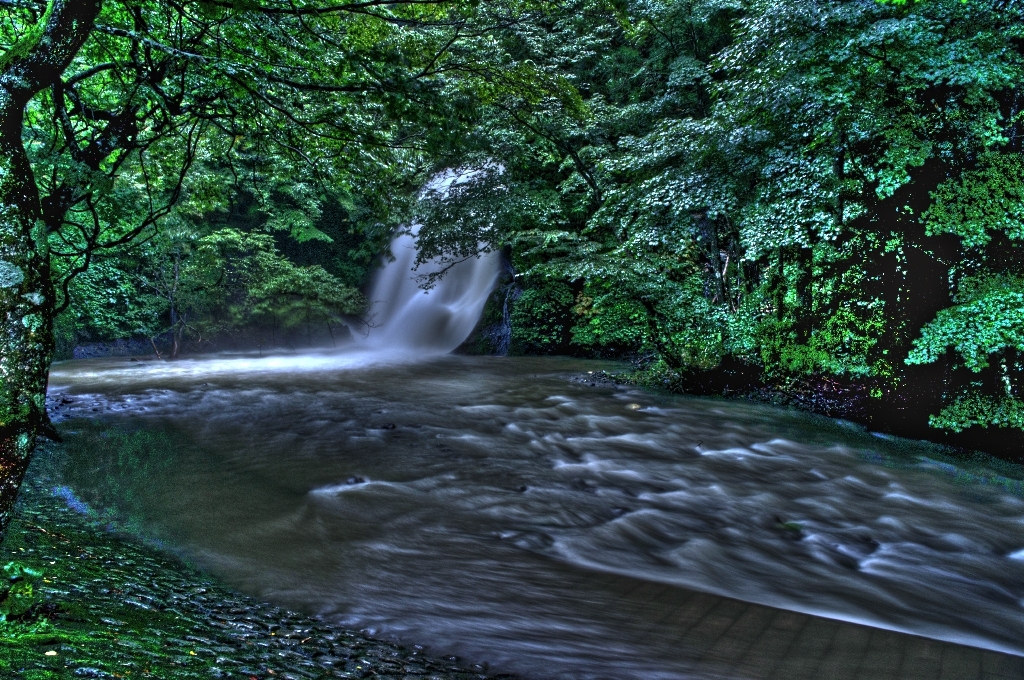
[65,61,115,86]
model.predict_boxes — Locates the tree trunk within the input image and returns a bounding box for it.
[171,324,182,359]
[0,122,55,546]
[0,0,103,545]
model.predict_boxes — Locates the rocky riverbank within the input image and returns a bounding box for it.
[0,448,512,680]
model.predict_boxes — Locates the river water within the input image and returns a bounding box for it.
[46,354,1024,678]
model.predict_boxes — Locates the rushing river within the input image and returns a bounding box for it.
[45,354,1024,679]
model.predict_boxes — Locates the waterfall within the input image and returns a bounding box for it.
[358,169,500,354]
[360,230,499,354]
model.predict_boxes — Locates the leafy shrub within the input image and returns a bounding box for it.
[0,562,44,621]
[930,395,1024,433]
[907,276,1024,372]
[923,153,1024,248]
[510,282,576,355]
[570,286,649,352]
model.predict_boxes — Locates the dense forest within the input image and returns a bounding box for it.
[419,0,1024,457]
[1,0,1023,539]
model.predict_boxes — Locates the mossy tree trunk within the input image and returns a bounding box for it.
[0,1,102,544]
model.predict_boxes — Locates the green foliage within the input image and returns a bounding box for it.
[908,275,1024,372]
[510,282,576,354]
[62,258,167,342]
[172,228,364,343]
[54,213,366,352]
[930,395,1024,432]
[570,286,649,350]
[0,562,44,622]
[924,154,1024,248]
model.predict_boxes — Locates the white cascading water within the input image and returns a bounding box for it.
[359,229,500,353]
[359,169,501,354]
